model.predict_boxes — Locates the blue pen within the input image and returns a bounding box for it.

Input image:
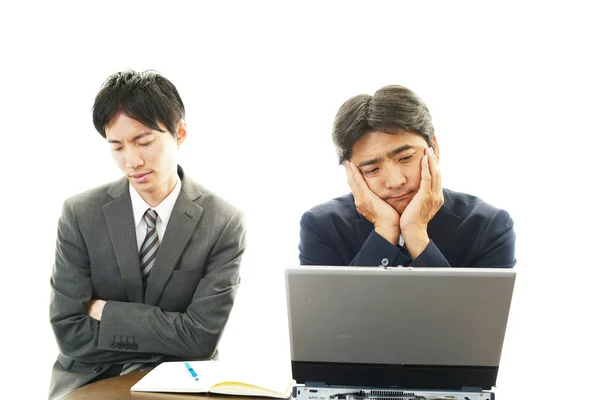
[185,362,199,381]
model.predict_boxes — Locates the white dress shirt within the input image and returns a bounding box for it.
[129,178,182,251]
[398,234,405,247]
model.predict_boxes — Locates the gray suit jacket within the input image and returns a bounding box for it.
[48,166,246,399]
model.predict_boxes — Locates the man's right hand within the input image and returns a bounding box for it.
[88,299,106,321]
[345,161,400,245]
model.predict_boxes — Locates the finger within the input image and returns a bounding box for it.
[345,161,381,223]
[420,153,432,190]
[345,161,368,193]
[344,161,359,192]
[427,147,442,194]
[427,147,439,170]
[345,161,365,203]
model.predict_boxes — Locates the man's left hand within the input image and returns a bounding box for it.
[400,147,444,258]
[88,299,106,321]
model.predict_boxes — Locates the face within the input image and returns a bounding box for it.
[349,131,439,214]
[106,113,187,205]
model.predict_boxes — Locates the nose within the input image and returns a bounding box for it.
[383,165,407,190]
[125,146,144,169]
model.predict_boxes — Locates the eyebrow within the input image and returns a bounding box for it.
[107,131,154,144]
[358,145,415,168]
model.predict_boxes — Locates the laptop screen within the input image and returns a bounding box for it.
[285,266,516,390]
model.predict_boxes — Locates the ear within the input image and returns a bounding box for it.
[175,120,188,146]
[431,135,440,162]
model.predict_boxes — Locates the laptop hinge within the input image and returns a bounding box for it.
[462,386,483,392]
[305,382,328,387]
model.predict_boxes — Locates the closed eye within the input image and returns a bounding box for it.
[399,154,414,162]
[363,167,380,176]
[138,140,154,146]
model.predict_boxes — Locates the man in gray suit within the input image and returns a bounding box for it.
[48,70,246,399]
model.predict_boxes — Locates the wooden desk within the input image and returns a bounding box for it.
[61,371,257,400]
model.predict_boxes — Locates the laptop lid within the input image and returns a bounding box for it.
[285,266,516,390]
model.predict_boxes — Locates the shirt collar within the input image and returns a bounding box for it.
[129,177,182,227]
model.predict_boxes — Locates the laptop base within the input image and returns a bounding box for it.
[294,385,494,400]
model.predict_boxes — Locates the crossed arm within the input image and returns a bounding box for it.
[49,199,246,364]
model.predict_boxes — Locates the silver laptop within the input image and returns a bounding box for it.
[285,266,516,399]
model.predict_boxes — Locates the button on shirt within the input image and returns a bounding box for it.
[129,178,182,251]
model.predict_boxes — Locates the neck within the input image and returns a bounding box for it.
[140,174,178,208]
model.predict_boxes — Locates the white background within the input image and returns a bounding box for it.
[1,1,598,398]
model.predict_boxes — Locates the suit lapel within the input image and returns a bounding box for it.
[345,193,374,247]
[352,217,374,247]
[103,179,144,303]
[428,189,461,237]
[144,171,204,306]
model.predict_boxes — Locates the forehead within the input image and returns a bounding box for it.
[105,113,162,140]
[351,131,427,161]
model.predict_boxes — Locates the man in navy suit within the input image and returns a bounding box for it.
[299,85,515,268]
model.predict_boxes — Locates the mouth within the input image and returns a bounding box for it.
[387,192,413,202]
[130,172,151,183]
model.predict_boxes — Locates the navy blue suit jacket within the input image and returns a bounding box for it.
[299,189,516,268]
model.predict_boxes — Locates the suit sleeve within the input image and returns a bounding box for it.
[473,208,516,268]
[96,212,246,360]
[403,209,516,268]
[299,210,405,266]
[409,240,451,267]
[49,199,157,364]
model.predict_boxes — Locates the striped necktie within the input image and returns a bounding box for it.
[120,209,160,375]
[140,209,159,284]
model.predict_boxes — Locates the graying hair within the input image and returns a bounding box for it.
[332,85,435,164]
